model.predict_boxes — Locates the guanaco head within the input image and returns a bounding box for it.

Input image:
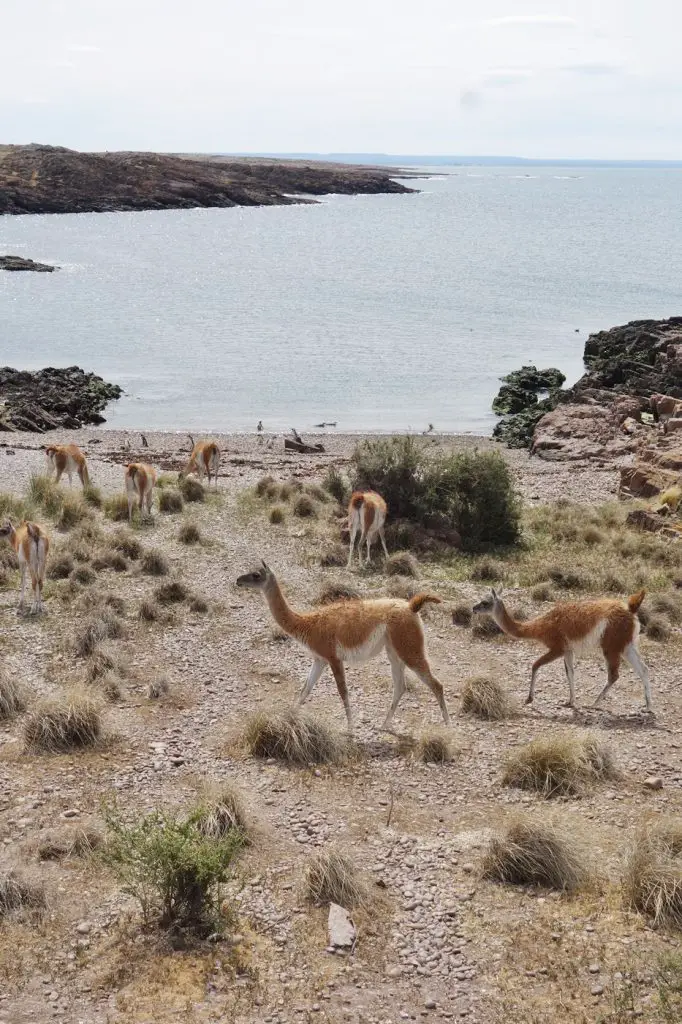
[472,588,504,616]
[0,520,16,542]
[236,560,274,591]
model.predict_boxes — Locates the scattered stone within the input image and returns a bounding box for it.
[644,776,664,790]
[75,921,91,935]
[328,903,356,949]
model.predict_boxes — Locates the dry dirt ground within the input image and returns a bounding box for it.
[0,429,680,1024]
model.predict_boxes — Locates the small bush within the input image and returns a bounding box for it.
[547,567,594,591]
[139,598,162,622]
[530,583,553,603]
[483,818,591,891]
[602,572,627,594]
[293,494,317,518]
[385,551,419,577]
[155,580,189,605]
[269,505,286,525]
[255,475,276,497]
[178,522,201,545]
[417,730,453,764]
[386,576,417,600]
[647,616,672,642]
[195,786,249,843]
[189,595,209,613]
[581,526,604,547]
[159,489,184,514]
[111,530,142,560]
[179,476,205,503]
[451,601,473,627]
[320,543,347,567]
[24,692,102,752]
[314,582,361,605]
[0,870,46,918]
[92,550,129,573]
[75,610,126,657]
[461,675,513,720]
[47,553,75,580]
[147,677,171,700]
[243,711,346,765]
[502,732,618,798]
[323,466,350,506]
[305,848,368,909]
[625,824,682,929]
[27,474,63,516]
[86,649,116,682]
[82,483,103,508]
[102,805,245,932]
[305,483,329,503]
[100,672,123,702]
[472,614,502,638]
[0,671,26,720]
[72,565,96,585]
[278,483,293,502]
[650,592,682,625]
[57,495,90,531]
[142,549,169,576]
[104,494,130,522]
[37,826,103,861]
[470,559,506,583]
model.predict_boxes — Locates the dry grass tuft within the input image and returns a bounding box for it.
[92,550,129,573]
[305,483,329,503]
[647,616,672,642]
[139,598,163,622]
[85,649,116,683]
[37,826,103,861]
[659,485,682,511]
[502,732,618,798]
[82,483,103,508]
[178,521,201,545]
[141,549,169,576]
[189,595,209,613]
[159,488,184,514]
[305,848,369,909]
[179,475,205,503]
[47,552,75,580]
[470,558,506,582]
[155,579,189,605]
[472,614,502,638]
[195,785,249,842]
[625,823,682,929]
[243,710,347,765]
[0,671,27,720]
[385,576,418,599]
[650,591,682,625]
[147,677,171,700]
[24,691,102,752]
[417,730,454,764]
[320,542,348,567]
[256,475,276,497]
[75,610,126,658]
[269,505,286,524]
[531,582,553,602]
[461,675,514,721]
[293,493,318,518]
[27,473,63,516]
[104,493,130,522]
[547,567,594,591]
[314,581,361,605]
[0,870,47,918]
[483,818,592,891]
[111,530,142,560]
[385,550,419,577]
[452,601,473,626]
[57,494,91,531]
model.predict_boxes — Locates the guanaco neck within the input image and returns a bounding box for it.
[263,578,306,637]
[491,600,530,639]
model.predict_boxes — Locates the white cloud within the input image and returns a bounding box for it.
[484,14,577,28]
[67,44,102,53]
[483,68,534,86]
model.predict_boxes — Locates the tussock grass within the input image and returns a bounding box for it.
[659,485,682,511]
[147,677,171,700]
[647,616,672,642]
[104,493,130,522]
[92,550,129,573]
[75,610,126,657]
[461,675,514,721]
[159,488,184,513]
[57,494,91,531]
[47,552,75,580]
[483,818,592,891]
[111,530,142,560]
[470,558,506,582]
[178,521,201,545]
[269,505,286,524]
[472,614,502,638]
[100,672,123,702]
[139,598,163,622]
[27,473,63,516]
[85,648,117,683]
[0,870,46,918]
[189,595,209,613]
[0,671,27,720]
[320,542,347,567]
[195,785,249,842]
[547,567,594,591]
[650,592,682,625]
[155,579,189,605]
[531,582,553,602]
[452,601,473,626]
[625,823,682,929]
[305,483,329,503]
[323,466,350,506]
[82,483,103,508]
[417,730,453,764]
[24,691,102,752]
[256,475,276,497]
[385,551,419,577]
[293,493,318,518]
[179,475,205,503]
[243,711,347,765]
[37,825,103,861]
[502,732,618,798]
[141,549,169,576]
[0,491,30,522]
[314,582,361,605]
[306,848,369,909]
[385,576,418,600]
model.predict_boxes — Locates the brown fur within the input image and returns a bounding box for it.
[0,520,50,614]
[347,490,389,567]
[181,440,220,487]
[45,444,89,486]
[124,463,157,522]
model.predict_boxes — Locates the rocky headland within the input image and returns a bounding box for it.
[0,145,414,216]
[0,254,56,271]
[0,367,122,432]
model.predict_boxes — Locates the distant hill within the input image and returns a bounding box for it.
[230,153,682,168]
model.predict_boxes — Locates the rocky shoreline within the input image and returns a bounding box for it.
[0,254,56,272]
[0,144,414,216]
[0,367,122,432]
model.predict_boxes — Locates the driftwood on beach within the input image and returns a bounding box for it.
[284,438,325,454]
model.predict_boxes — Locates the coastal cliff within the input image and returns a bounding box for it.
[0,145,414,216]
[0,367,122,432]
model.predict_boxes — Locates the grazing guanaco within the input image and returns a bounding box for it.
[179,437,220,488]
[472,588,652,712]
[45,444,90,487]
[347,491,389,567]
[236,561,450,733]
[124,463,157,522]
[0,520,50,615]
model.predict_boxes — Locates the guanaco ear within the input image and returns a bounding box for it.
[491,588,498,600]
[261,559,270,572]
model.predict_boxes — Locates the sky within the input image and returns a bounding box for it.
[1,0,680,159]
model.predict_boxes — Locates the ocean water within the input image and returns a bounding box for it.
[1,166,681,434]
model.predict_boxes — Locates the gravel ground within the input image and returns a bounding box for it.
[0,430,678,1024]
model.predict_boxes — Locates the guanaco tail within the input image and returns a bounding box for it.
[0,520,50,615]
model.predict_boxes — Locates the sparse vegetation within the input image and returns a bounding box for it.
[139,598,163,622]
[293,493,317,518]
[92,550,129,572]
[0,671,26,720]
[141,549,169,576]
[320,542,347,567]
[323,465,350,506]
[243,711,347,765]
[461,675,514,720]
[75,610,126,657]
[179,476,205,503]
[472,614,502,638]
[625,823,682,929]
[47,552,75,580]
[56,494,90,531]
[0,870,46,918]
[452,601,473,626]
[502,732,618,798]
[159,488,184,514]
[155,580,189,605]
[189,595,209,613]
[111,530,142,560]
[104,493,130,522]
[269,505,286,524]
[37,826,103,861]
[72,565,96,585]
[195,786,249,842]
[305,848,369,909]
[314,582,361,605]
[417,730,453,763]
[483,818,592,891]
[305,482,329,503]
[82,483,103,508]
[24,692,102,752]
[178,521,201,544]
[256,475,276,497]
[385,550,419,577]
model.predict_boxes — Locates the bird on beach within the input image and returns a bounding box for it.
[140,433,149,448]
[257,420,263,433]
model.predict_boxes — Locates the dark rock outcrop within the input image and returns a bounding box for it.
[0,255,56,272]
[579,318,682,399]
[491,365,566,448]
[0,145,414,217]
[0,367,122,432]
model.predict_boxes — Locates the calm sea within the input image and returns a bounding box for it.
[2,166,681,434]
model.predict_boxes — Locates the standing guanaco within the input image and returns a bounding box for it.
[124,463,157,522]
[347,491,389,567]
[45,444,90,487]
[0,520,50,615]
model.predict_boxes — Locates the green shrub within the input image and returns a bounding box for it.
[323,466,350,506]
[350,438,521,550]
[101,805,245,932]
